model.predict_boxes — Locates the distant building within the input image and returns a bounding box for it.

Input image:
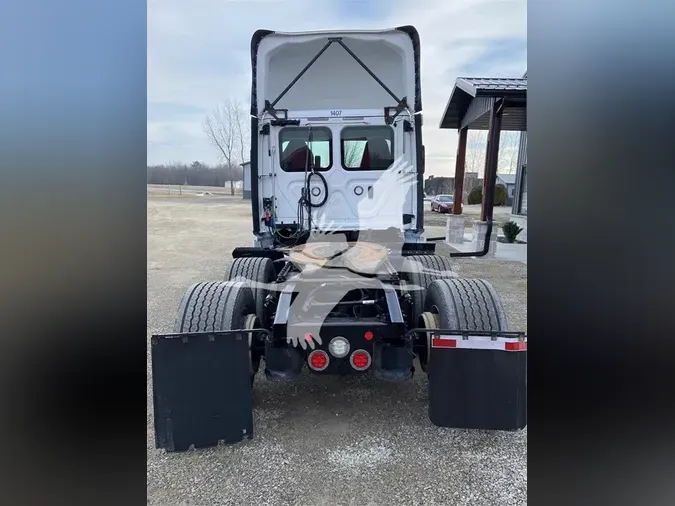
[425,175,454,196]
[241,161,251,199]
[496,173,517,206]
[224,180,244,190]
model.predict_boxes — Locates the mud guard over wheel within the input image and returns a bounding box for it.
[151,281,258,452]
[422,278,527,431]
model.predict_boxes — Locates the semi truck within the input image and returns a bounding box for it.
[151,26,527,452]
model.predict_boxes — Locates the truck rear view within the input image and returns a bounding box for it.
[150,26,527,453]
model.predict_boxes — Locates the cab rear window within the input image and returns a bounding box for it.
[340,126,394,170]
[279,127,332,172]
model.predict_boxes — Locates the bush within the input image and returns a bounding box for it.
[466,183,508,206]
[494,184,508,206]
[467,185,482,204]
[502,220,523,243]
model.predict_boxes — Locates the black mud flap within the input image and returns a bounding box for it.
[264,342,303,381]
[151,331,253,452]
[373,342,414,381]
[427,334,527,430]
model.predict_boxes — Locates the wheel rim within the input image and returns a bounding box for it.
[418,311,439,371]
[243,313,261,376]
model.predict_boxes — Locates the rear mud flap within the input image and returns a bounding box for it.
[151,332,253,452]
[428,345,527,430]
[264,342,303,381]
[373,342,414,381]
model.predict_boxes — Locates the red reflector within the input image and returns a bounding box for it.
[309,351,328,370]
[352,352,369,369]
[364,331,374,341]
[505,341,527,351]
[431,338,457,348]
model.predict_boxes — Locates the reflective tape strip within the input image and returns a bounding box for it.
[431,335,527,351]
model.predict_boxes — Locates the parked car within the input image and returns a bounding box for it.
[430,194,454,213]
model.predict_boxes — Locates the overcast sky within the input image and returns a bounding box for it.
[148,0,526,176]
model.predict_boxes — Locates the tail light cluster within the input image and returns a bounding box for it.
[308,349,372,371]
[307,331,374,372]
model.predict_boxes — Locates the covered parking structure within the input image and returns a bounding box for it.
[439,76,527,224]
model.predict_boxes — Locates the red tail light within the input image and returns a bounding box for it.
[364,331,374,341]
[308,350,329,371]
[350,350,371,371]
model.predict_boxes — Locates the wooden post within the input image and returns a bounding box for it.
[453,127,468,215]
[481,100,504,221]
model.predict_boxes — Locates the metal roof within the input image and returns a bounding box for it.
[496,173,517,185]
[456,77,527,95]
[440,76,527,131]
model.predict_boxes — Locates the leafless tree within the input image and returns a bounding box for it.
[203,98,249,195]
[497,131,520,174]
[465,130,488,176]
[464,130,521,176]
[235,104,249,167]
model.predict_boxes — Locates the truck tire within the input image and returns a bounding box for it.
[174,281,260,380]
[400,254,455,325]
[423,279,525,431]
[225,257,276,325]
[424,278,508,331]
[417,277,508,372]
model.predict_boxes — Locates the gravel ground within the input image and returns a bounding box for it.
[147,195,527,506]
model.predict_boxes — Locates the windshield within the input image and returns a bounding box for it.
[437,196,453,202]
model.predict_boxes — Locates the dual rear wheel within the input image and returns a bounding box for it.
[172,280,263,384]
[400,254,456,325]
[416,277,509,371]
[399,255,507,372]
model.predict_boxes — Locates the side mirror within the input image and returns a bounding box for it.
[314,155,321,168]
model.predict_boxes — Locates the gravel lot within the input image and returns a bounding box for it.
[147,193,527,506]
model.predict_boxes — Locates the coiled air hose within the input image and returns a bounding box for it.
[306,171,328,208]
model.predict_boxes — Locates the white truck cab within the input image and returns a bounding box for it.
[249,27,425,247]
